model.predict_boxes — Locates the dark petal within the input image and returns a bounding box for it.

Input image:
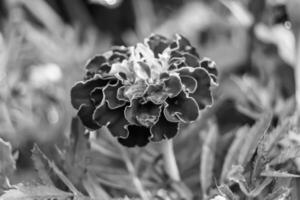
[183,53,199,68]
[123,80,148,101]
[85,55,110,74]
[164,75,182,98]
[117,86,128,101]
[103,81,126,109]
[118,125,151,147]
[146,84,168,104]
[112,46,130,56]
[71,76,109,109]
[78,104,100,130]
[175,34,200,57]
[159,72,170,80]
[124,99,161,127]
[109,52,127,63]
[170,34,199,58]
[93,102,128,137]
[177,67,212,109]
[107,116,129,138]
[165,91,199,123]
[90,88,103,106]
[180,75,197,93]
[146,34,170,58]
[200,58,218,83]
[150,112,179,142]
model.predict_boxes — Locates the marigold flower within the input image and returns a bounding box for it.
[71,34,217,147]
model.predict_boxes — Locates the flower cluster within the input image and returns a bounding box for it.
[71,34,217,147]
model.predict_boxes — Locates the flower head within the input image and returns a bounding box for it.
[71,34,217,147]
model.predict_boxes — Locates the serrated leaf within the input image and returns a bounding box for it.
[269,146,300,166]
[0,138,15,176]
[200,121,218,196]
[31,145,53,185]
[238,114,272,166]
[258,118,290,155]
[217,184,236,200]
[0,184,72,200]
[264,187,291,200]
[221,126,249,182]
[32,145,84,197]
[261,168,300,178]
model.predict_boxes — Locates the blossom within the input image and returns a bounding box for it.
[71,34,217,147]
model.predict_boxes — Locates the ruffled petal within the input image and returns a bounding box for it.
[177,67,212,109]
[123,80,148,101]
[146,84,168,104]
[170,34,199,58]
[85,55,110,74]
[78,104,100,130]
[150,112,179,142]
[90,88,103,106]
[124,99,161,127]
[118,125,151,147]
[164,75,182,98]
[200,58,218,83]
[103,81,126,109]
[183,53,199,68]
[71,76,109,109]
[180,75,197,93]
[145,34,170,58]
[93,102,128,137]
[165,91,199,123]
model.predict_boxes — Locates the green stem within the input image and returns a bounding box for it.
[161,139,181,181]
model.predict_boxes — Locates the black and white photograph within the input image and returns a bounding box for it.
[0,0,300,199]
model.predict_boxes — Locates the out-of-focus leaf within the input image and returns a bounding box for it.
[269,146,300,166]
[200,121,218,196]
[264,187,291,200]
[255,24,295,66]
[238,114,272,166]
[221,126,249,182]
[31,145,53,185]
[0,184,72,200]
[0,138,15,176]
[261,168,300,178]
[32,145,84,197]
[82,173,111,200]
[227,165,273,197]
[217,184,236,200]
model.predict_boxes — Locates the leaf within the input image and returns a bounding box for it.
[31,145,53,185]
[0,138,15,176]
[0,184,72,200]
[217,184,236,200]
[32,145,84,197]
[0,138,16,193]
[238,114,272,166]
[221,126,249,182]
[200,121,218,196]
[82,173,111,200]
[269,146,300,166]
[227,165,273,197]
[264,187,291,200]
[261,168,300,178]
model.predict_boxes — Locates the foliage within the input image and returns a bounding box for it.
[0,0,300,199]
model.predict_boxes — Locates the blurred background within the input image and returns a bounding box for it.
[0,0,298,199]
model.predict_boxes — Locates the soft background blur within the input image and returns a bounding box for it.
[0,0,298,199]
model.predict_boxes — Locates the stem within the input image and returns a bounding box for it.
[161,139,181,181]
[103,127,149,200]
[294,29,300,124]
[119,146,150,200]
